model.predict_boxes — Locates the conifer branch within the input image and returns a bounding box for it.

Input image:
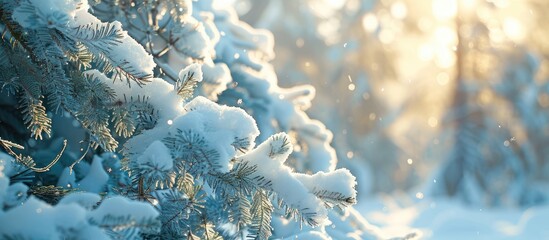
[29,185,74,204]
[175,64,202,101]
[0,7,34,58]
[0,137,66,173]
[19,96,52,140]
[69,136,91,174]
[313,189,357,210]
[269,134,291,158]
[248,190,273,240]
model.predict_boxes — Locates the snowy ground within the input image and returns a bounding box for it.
[358,194,549,239]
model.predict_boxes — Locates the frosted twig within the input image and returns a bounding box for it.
[0,137,67,173]
[69,135,91,174]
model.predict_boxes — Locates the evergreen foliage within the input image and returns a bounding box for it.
[0,0,367,239]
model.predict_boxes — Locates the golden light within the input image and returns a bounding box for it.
[434,27,457,46]
[325,0,346,9]
[418,44,434,61]
[432,0,457,20]
[503,17,525,42]
[391,2,408,19]
[461,0,477,10]
[379,29,395,44]
[435,48,456,68]
[362,13,379,33]
[436,72,450,85]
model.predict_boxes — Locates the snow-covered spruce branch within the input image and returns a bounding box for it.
[90,0,339,174]
[101,63,357,237]
[0,0,365,239]
[12,0,155,86]
[236,133,357,226]
[0,0,160,151]
[0,152,160,239]
[91,0,232,101]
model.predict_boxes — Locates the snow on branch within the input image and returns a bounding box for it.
[125,95,260,174]
[191,2,338,174]
[0,154,160,239]
[13,0,156,86]
[175,63,203,101]
[237,132,357,227]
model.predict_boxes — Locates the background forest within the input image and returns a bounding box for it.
[236,0,549,238]
[1,0,548,239]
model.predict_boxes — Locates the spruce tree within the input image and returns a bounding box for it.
[0,0,388,239]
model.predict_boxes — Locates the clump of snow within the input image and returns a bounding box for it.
[86,70,184,121]
[110,24,156,77]
[183,96,259,145]
[137,140,174,171]
[272,85,338,172]
[77,155,108,193]
[1,196,73,239]
[199,60,232,100]
[191,2,338,173]
[172,17,212,60]
[237,132,357,226]
[88,196,159,224]
[124,92,259,173]
[0,196,111,240]
[0,152,15,177]
[197,11,220,47]
[0,152,20,209]
[57,167,76,188]
[4,182,28,208]
[295,168,357,201]
[0,193,158,239]
[166,97,255,172]
[0,154,12,209]
[240,134,325,221]
[58,192,101,209]
[179,63,204,84]
[212,8,275,69]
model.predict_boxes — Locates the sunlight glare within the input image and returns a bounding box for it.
[503,17,525,42]
[435,49,456,68]
[432,0,457,20]
[391,2,408,19]
[379,29,395,44]
[436,72,450,85]
[461,0,477,10]
[434,27,457,46]
[418,44,434,61]
[362,13,379,33]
